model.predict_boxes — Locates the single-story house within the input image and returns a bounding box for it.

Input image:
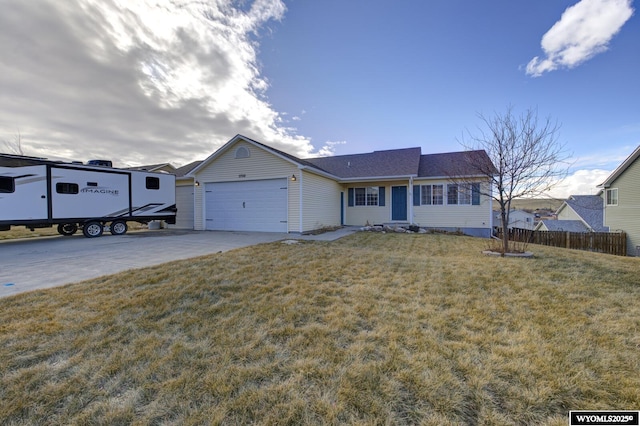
[180,135,495,237]
[598,145,640,256]
[535,194,608,232]
[494,209,536,230]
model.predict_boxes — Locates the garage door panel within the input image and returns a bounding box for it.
[205,179,287,232]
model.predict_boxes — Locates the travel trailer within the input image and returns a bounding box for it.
[0,154,176,237]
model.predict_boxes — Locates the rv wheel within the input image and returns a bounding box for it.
[83,221,104,238]
[57,223,78,236]
[110,220,128,236]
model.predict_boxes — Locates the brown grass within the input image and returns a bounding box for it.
[1,233,639,425]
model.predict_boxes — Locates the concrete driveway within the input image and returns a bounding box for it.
[0,228,355,298]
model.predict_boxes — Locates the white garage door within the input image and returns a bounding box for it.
[172,185,194,229]
[205,179,288,232]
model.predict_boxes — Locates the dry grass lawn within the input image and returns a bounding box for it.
[1,233,639,425]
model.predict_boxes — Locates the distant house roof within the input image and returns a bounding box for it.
[538,220,590,232]
[126,163,176,173]
[563,195,608,232]
[598,145,640,188]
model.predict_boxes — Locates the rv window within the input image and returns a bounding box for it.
[0,176,15,193]
[146,176,160,190]
[56,182,79,194]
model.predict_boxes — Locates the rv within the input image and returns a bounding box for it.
[0,154,176,237]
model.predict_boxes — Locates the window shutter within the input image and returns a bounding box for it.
[378,186,385,206]
[472,183,481,205]
[413,186,421,206]
[348,188,354,207]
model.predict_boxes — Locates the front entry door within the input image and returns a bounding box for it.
[391,186,407,221]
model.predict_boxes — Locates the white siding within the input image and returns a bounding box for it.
[604,159,640,255]
[193,140,299,231]
[301,171,342,232]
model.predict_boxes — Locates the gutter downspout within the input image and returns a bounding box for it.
[409,176,414,224]
[299,167,303,234]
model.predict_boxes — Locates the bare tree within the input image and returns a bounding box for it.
[459,106,571,254]
[3,131,24,155]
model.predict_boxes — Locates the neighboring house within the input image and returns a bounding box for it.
[185,134,495,236]
[535,219,590,232]
[494,209,536,230]
[598,145,640,256]
[535,194,608,232]
[127,163,177,174]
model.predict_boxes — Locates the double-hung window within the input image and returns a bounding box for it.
[349,186,385,207]
[606,188,618,206]
[420,184,443,205]
[445,183,481,205]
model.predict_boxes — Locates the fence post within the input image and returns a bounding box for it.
[566,231,571,249]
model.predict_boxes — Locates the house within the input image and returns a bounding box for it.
[598,145,640,256]
[493,209,536,230]
[535,194,608,232]
[183,134,495,236]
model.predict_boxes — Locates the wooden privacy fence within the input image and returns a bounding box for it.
[496,228,627,256]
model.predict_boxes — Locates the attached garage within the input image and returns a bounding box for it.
[204,179,288,232]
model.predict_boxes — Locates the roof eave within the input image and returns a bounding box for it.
[597,145,640,188]
[337,175,418,183]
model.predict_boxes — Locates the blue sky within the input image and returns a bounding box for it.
[0,0,637,197]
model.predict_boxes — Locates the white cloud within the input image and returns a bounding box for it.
[546,168,612,198]
[0,0,316,167]
[314,141,347,157]
[526,0,634,77]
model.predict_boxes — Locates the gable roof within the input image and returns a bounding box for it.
[305,147,422,179]
[561,195,608,232]
[598,145,640,188]
[188,134,494,182]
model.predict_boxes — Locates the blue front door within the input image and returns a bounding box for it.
[391,186,407,221]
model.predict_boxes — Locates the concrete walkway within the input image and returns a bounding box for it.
[0,227,358,298]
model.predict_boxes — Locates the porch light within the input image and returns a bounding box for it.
[195,181,200,186]
[291,174,297,181]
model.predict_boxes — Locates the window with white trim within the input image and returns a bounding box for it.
[606,188,618,206]
[420,184,443,205]
[355,186,379,206]
[441,183,481,205]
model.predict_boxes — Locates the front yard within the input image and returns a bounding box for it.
[1,233,638,424]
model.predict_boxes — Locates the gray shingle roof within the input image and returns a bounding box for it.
[565,195,608,232]
[174,160,202,177]
[540,220,590,232]
[418,150,493,178]
[305,147,422,179]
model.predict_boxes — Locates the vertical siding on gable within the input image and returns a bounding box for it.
[301,171,342,232]
[412,179,492,229]
[603,160,640,255]
[193,141,300,231]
